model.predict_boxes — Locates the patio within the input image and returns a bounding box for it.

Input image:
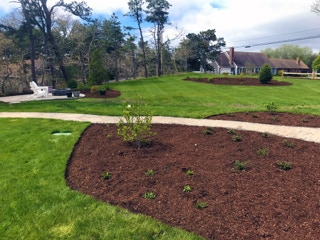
[0,92,85,104]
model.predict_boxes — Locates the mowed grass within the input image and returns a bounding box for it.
[1,73,320,118]
[1,74,320,239]
[0,118,203,239]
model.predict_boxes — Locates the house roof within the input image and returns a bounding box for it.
[215,49,309,71]
[229,51,272,68]
[214,52,232,67]
[269,58,309,70]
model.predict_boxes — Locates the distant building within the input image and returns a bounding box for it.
[212,47,309,75]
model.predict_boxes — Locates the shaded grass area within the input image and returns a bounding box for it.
[0,118,202,239]
[1,74,320,118]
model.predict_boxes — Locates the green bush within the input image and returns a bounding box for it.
[67,79,78,89]
[117,98,156,149]
[88,49,110,85]
[259,64,273,84]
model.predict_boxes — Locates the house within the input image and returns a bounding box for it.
[212,47,309,75]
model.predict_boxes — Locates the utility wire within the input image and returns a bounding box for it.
[232,34,320,49]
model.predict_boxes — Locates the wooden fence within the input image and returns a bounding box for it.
[282,72,320,79]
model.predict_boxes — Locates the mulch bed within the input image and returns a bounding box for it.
[66,78,320,239]
[79,89,121,98]
[184,77,292,86]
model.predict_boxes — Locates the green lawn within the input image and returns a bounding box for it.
[1,73,320,118]
[0,118,202,239]
[1,73,320,239]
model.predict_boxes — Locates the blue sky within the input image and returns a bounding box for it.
[1,0,320,53]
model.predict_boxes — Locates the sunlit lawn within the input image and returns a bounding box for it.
[1,73,320,239]
[1,73,320,118]
[0,118,203,239]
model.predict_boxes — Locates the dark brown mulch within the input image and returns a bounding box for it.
[206,111,320,128]
[66,114,320,240]
[79,89,121,98]
[184,77,292,86]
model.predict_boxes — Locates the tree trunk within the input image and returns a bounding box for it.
[42,0,70,83]
[138,26,148,78]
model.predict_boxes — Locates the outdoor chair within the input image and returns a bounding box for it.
[29,81,48,98]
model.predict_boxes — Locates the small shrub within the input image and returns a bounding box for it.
[231,135,242,142]
[259,64,273,84]
[256,147,269,157]
[203,126,213,135]
[145,169,154,177]
[282,139,295,148]
[143,191,156,199]
[183,185,192,192]
[277,161,293,170]
[102,172,111,180]
[117,98,156,149]
[186,170,194,176]
[265,102,278,114]
[262,132,270,138]
[233,160,248,171]
[195,201,208,209]
[227,129,236,134]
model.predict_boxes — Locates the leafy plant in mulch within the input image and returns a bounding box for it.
[143,191,156,199]
[256,147,269,157]
[262,132,270,138]
[117,98,156,149]
[231,134,242,142]
[227,129,236,134]
[186,169,194,176]
[233,160,248,171]
[102,172,111,180]
[277,161,293,170]
[145,169,155,177]
[195,201,208,210]
[183,185,192,192]
[282,139,295,148]
[203,126,213,135]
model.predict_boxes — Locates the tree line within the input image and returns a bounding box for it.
[0,0,226,93]
[0,0,319,95]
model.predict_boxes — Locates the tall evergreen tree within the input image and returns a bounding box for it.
[126,0,148,78]
[186,29,225,72]
[145,0,171,76]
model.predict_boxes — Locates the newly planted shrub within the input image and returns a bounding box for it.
[265,102,278,114]
[195,201,208,209]
[262,132,270,138]
[282,139,295,148]
[117,98,156,149]
[203,126,213,135]
[231,135,242,142]
[102,172,111,180]
[186,170,194,176]
[256,147,269,157]
[183,185,192,192]
[145,169,154,176]
[227,129,236,134]
[233,161,248,171]
[259,64,273,84]
[143,191,156,199]
[277,161,293,170]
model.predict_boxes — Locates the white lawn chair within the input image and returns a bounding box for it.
[29,81,48,98]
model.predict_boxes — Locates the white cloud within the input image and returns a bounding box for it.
[1,0,319,52]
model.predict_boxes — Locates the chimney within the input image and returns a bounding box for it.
[296,57,300,65]
[229,47,234,66]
